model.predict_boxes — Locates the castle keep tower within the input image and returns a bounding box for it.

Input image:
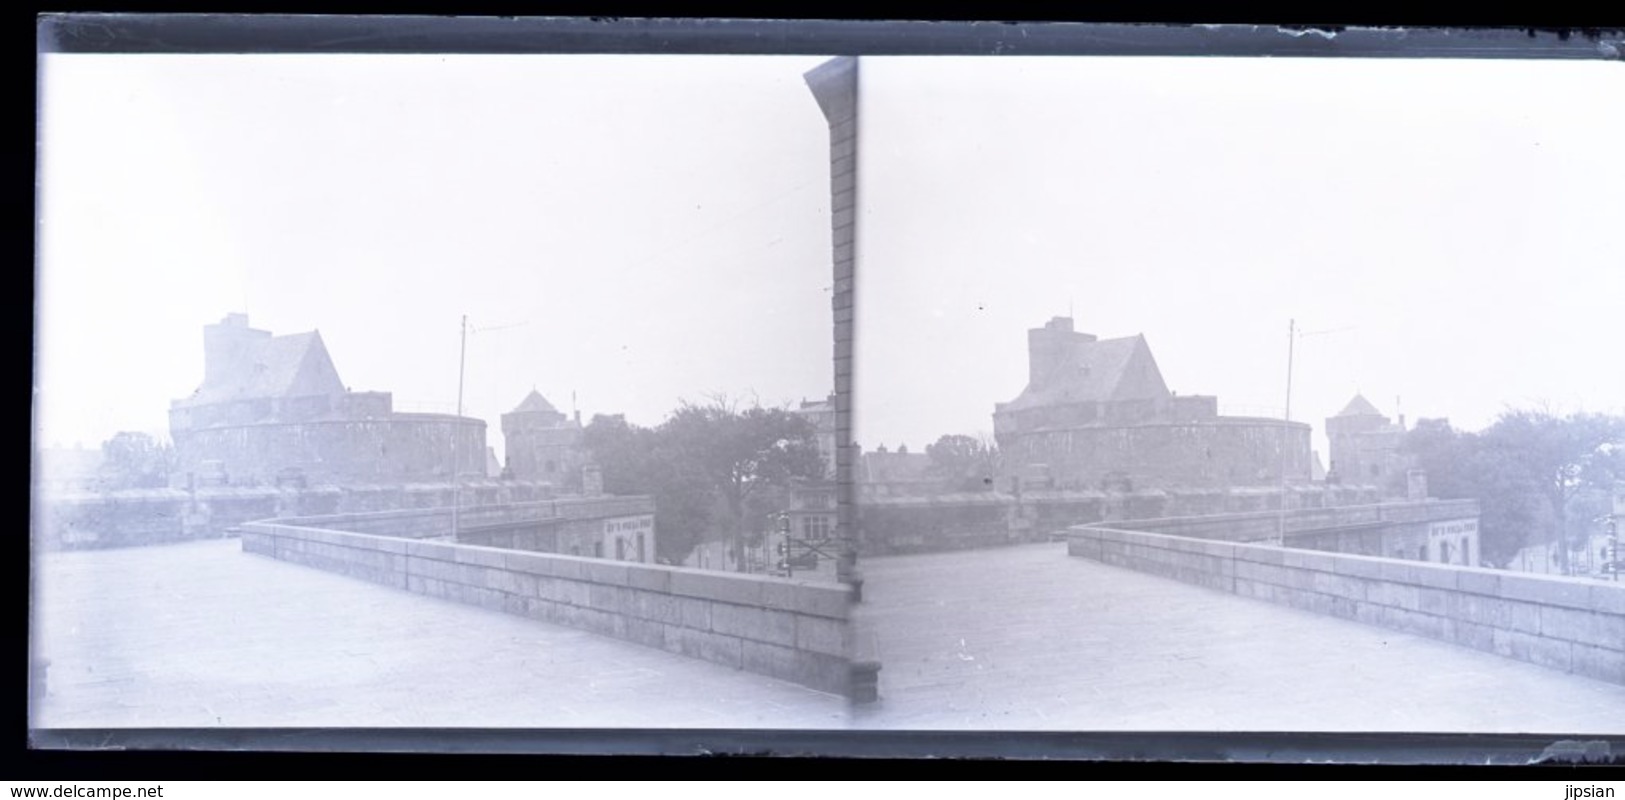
[1324,394,1409,490]
[169,313,486,487]
[993,317,1312,490]
[501,390,584,485]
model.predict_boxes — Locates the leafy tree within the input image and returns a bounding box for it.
[581,414,710,565]
[580,400,824,569]
[1397,411,1624,570]
[1565,487,1614,564]
[1482,410,1623,572]
[925,433,1002,492]
[661,397,824,571]
[1394,418,1465,497]
[98,431,175,490]
[1457,432,1555,568]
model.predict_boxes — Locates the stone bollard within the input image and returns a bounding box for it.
[849,659,882,704]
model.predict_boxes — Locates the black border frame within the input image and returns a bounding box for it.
[20,13,1625,776]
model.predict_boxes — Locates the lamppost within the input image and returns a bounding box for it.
[1606,516,1620,583]
[774,512,793,578]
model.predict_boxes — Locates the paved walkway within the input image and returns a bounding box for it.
[32,539,847,729]
[849,542,1625,732]
[37,538,1625,734]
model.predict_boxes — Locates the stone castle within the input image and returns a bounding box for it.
[993,317,1313,490]
[500,389,586,485]
[1324,393,1411,488]
[169,314,487,488]
[169,314,602,492]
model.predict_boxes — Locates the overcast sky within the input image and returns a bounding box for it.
[36,54,837,460]
[855,56,1625,459]
[35,53,1625,467]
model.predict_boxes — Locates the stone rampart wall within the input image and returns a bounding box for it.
[855,485,1391,556]
[1067,526,1624,684]
[34,481,564,550]
[242,521,861,697]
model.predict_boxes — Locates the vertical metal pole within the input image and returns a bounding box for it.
[1278,319,1294,544]
[452,314,467,539]
[1285,318,1295,424]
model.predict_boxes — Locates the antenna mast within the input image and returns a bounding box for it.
[451,314,467,539]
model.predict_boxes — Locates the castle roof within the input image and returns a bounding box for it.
[183,331,343,406]
[1334,393,1385,418]
[1003,334,1169,411]
[511,390,559,415]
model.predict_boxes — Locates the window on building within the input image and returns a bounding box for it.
[637,533,646,563]
[802,515,831,540]
[545,460,556,473]
[593,541,603,558]
[1462,537,1472,566]
[615,538,625,561]
[1440,540,1452,564]
[1418,544,1428,561]
[570,545,580,556]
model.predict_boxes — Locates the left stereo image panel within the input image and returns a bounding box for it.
[31,33,864,738]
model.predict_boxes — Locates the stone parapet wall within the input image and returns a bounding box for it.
[1067,526,1625,685]
[241,521,861,697]
[1106,499,1482,562]
[34,481,564,551]
[272,496,656,541]
[854,485,1392,556]
[1118,499,1479,543]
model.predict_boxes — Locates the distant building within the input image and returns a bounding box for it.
[1324,394,1411,492]
[500,389,585,486]
[168,314,485,488]
[1609,483,1625,576]
[787,394,838,565]
[859,444,935,494]
[993,317,1312,491]
[793,395,838,480]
